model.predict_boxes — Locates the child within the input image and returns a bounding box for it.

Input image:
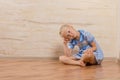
[59,24,104,66]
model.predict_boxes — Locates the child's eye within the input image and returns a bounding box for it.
[68,31,70,33]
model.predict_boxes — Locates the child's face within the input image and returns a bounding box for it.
[61,27,77,41]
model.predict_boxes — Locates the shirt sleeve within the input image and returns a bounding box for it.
[67,43,74,49]
[67,40,76,49]
[85,31,95,43]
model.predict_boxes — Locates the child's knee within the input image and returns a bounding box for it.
[82,55,89,62]
[82,53,94,58]
[82,54,89,60]
[82,54,96,64]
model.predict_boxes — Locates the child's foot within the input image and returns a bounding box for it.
[79,60,86,67]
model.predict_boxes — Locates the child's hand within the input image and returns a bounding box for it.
[84,48,93,55]
[63,38,70,45]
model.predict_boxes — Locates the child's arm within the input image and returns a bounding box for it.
[84,41,97,54]
[90,41,97,51]
[85,31,97,54]
[63,39,72,57]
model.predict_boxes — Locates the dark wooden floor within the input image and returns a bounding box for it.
[0,58,120,80]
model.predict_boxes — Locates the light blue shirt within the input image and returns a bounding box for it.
[67,30,104,64]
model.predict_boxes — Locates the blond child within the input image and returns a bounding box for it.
[59,24,104,66]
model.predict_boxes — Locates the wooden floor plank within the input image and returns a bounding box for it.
[0,58,120,80]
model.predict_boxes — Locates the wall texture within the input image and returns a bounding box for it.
[0,0,118,58]
[117,0,120,60]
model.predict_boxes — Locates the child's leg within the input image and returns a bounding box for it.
[59,55,85,66]
[81,52,97,65]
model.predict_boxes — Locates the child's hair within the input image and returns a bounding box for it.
[59,24,73,35]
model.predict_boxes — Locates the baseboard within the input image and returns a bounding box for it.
[0,55,59,59]
[117,59,120,64]
[0,56,116,60]
[103,57,116,60]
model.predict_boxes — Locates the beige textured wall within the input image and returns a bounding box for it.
[0,0,118,58]
[117,0,120,60]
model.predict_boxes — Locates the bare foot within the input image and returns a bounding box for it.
[79,60,86,67]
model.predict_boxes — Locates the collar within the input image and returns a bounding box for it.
[78,30,84,42]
